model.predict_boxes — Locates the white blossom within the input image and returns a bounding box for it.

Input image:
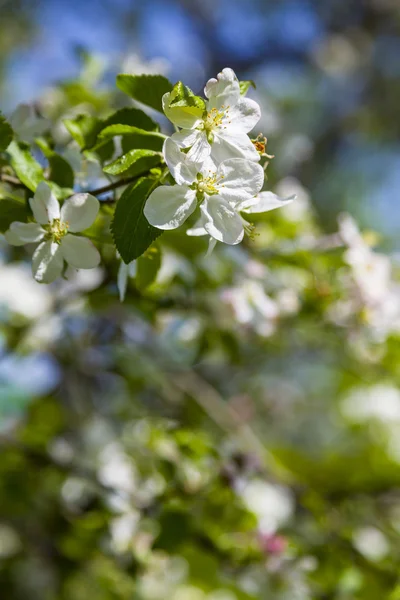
[9,104,49,143]
[187,189,295,250]
[4,182,100,283]
[144,138,264,245]
[163,68,261,164]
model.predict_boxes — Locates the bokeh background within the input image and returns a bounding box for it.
[1,1,400,598]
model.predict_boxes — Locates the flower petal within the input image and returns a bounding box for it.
[240,192,296,214]
[32,240,64,283]
[60,193,99,233]
[171,129,199,149]
[163,138,197,185]
[205,68,240,109]
[187,130,212,164]
[4,222,45,245]
[211,132,260,163]
[162,92,203,129]
[29,181,60,224]
[60,234,101,269]
[223,97,261,133]
[144,185,197,230]
[216,159,264,204]
[202,197,244,245]
[186,214,208,237]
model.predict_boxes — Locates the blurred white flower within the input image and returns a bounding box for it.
[341,384,400,423]
[221,280,279,337]
[5,182,100,283]
[98,442,137,496]
[338,213,400,339]
[0,263,52,318]
[110,511,140,553]
[9,104,49,143]
[275,177,312,222]
[121,52,171,76]
[239,479,294,534]
[353,527,389,561]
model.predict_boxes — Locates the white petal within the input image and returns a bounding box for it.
[162,138,197,185]
[216,159,264,204]
[29,182,60,224]
[202,197,244,245]
[10,104,30,130]
[241,192,296,214]
[32,240,64,283]
[162,92,203,129]
[61,234,101,269]
[4,222,45,245]
[60,193,99,232]
[186,214,208,237]
[144,185,197,230]
[187,131,212,164]
[171,129,199,149]
[118,262,129,302]
[205,68,240,109]
[206,237,217,256]
[223,97,261,133]
[211,132,260,163]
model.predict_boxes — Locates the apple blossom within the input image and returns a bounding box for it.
[144,138,264,245]
[5,182,100,283]
[163,68,261,164]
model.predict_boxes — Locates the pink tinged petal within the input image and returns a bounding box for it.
[211,132,260,163]
[60,193,99,233]
[223,97,261,133]
[162,138,197,185]
[241,192,296,214]
[186,130,211,164]
[32,240,64,283]
[60,234,101,269]
[144,185,197,230]
[204,68,240,109]
[202,197,244,245]
[216,159,264,204]
[4,222,45,245]
[29,181,60,224]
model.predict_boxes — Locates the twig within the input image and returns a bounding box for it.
[86,175,139,197]
[0,173,26,188]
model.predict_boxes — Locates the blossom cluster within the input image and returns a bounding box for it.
[144,67,294,250]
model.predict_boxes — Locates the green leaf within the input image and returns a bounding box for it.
[239,80,256,96]
[48,154,74,188]
[103,149,161,177]
[111,178,163,262]
[136,244,162,290]
[164,82,206,126]
[169,81,206,111]
[64,114,103,149]
[0,198,29,233]
[0,112,13,152]
[99,125,165,152]
[7,141,44,191]
[35,139,75,188]
[102,107,159,132]
[116,74,173,112]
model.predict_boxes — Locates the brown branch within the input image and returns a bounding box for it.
[0,173,26,188]
[86,175,140,197]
